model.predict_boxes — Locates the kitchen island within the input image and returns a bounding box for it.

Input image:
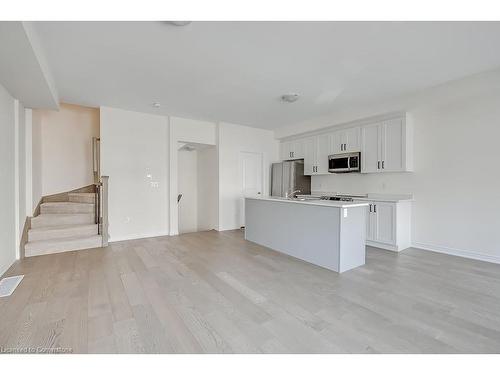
[245,197,369,273]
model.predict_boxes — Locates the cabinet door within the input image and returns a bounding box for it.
[316,133,331,174]
[381,119,404,172]
[280,141,292,160]
[345,127,361,152]
[374,202,396,245]
[361,123,380,173]
[331,130,343,154]
[303,137,316,175]
[366,204,376,241]
[291,139,305,159]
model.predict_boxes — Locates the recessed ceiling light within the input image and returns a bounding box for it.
[166,21,192,26]
[281,93,300,103]
[152,102,161,108]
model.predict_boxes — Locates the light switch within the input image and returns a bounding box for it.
[343,208,348,218]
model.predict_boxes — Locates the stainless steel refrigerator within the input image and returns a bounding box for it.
[271,160,311,197]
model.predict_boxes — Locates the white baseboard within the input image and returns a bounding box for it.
[109,231,170,243]
[412,242,500,265]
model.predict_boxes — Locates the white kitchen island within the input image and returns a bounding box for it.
[245,197,369,273]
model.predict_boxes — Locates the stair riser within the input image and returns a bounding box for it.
[41,204,94,214]
[69,195,95,204]
[29,225,98,242]
[31,214,94,228]
[25,236,103,257]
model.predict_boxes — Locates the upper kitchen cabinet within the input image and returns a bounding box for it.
[361,116,413,173]
[280,139,305,160]
[303,133,332,175]
[331,126,361,154]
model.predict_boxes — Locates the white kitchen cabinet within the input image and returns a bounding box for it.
[361,117,413,173]
[280,139,305,160]
[303,134,332,175]
[303,137,316,175]
[331,127,361,154]
[365,200,411,252]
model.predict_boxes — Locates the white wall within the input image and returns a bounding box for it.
[169,117,217,235]
[31,108,43,210]
[197,146,218,231]
[277,69,500,263]
[14,100,26,255]
[218,122,279,231]
[100,106,169,242]
[34,103,99,196]
[178,148,198,234]
[0,84,17,276]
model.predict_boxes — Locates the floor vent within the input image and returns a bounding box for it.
[0,275,24,297]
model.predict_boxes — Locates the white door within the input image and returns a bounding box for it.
[316,133,331,174]
[292,139,305,159]
[281,141,292,160]
[331,130,343,154]
[361,123,380,173]
[240,152,263,227]
[345,126,361,152]
[374,202,396,244]
[303,137,316,175]
[366,203,377,241]
[381,119,404,172]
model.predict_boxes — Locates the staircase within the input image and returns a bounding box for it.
[25,192,104,257]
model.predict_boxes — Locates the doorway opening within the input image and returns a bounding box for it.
[177,142,218,234]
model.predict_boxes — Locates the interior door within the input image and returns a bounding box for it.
[361,123,380,173]
[381,118,403,172]
[374,202,396,244]
[239,152,263,227]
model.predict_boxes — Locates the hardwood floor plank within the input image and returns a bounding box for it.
[1,229,500,353]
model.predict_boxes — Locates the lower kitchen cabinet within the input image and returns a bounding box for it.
[366,200,411,252]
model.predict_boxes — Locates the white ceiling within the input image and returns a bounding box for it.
[0,22,58,109]
[33,21,500,130]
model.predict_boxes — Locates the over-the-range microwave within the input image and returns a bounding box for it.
[328,152,360,173]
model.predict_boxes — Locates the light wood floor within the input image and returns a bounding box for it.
[1,229,500,353]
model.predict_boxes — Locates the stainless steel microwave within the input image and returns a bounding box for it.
[328,152,361,173]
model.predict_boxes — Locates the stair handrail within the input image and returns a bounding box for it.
[94,176,109,247]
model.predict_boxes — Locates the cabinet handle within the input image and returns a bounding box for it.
[377,161,380,169]
[382,161,385,169]
[374,204,377,213]
[369,204,372,212]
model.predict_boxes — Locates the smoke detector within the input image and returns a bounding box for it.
[166,21,192,26]
[281,93,300,103]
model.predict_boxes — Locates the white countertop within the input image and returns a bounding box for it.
[311,191,414,203]
[246,196,369,208]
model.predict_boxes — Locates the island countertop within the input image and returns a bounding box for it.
[245,196,369,209]
[245,196,367,273]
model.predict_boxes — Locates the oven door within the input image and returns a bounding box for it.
[328,155,350,173]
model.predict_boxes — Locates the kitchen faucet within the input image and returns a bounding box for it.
[285,189,301,199]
